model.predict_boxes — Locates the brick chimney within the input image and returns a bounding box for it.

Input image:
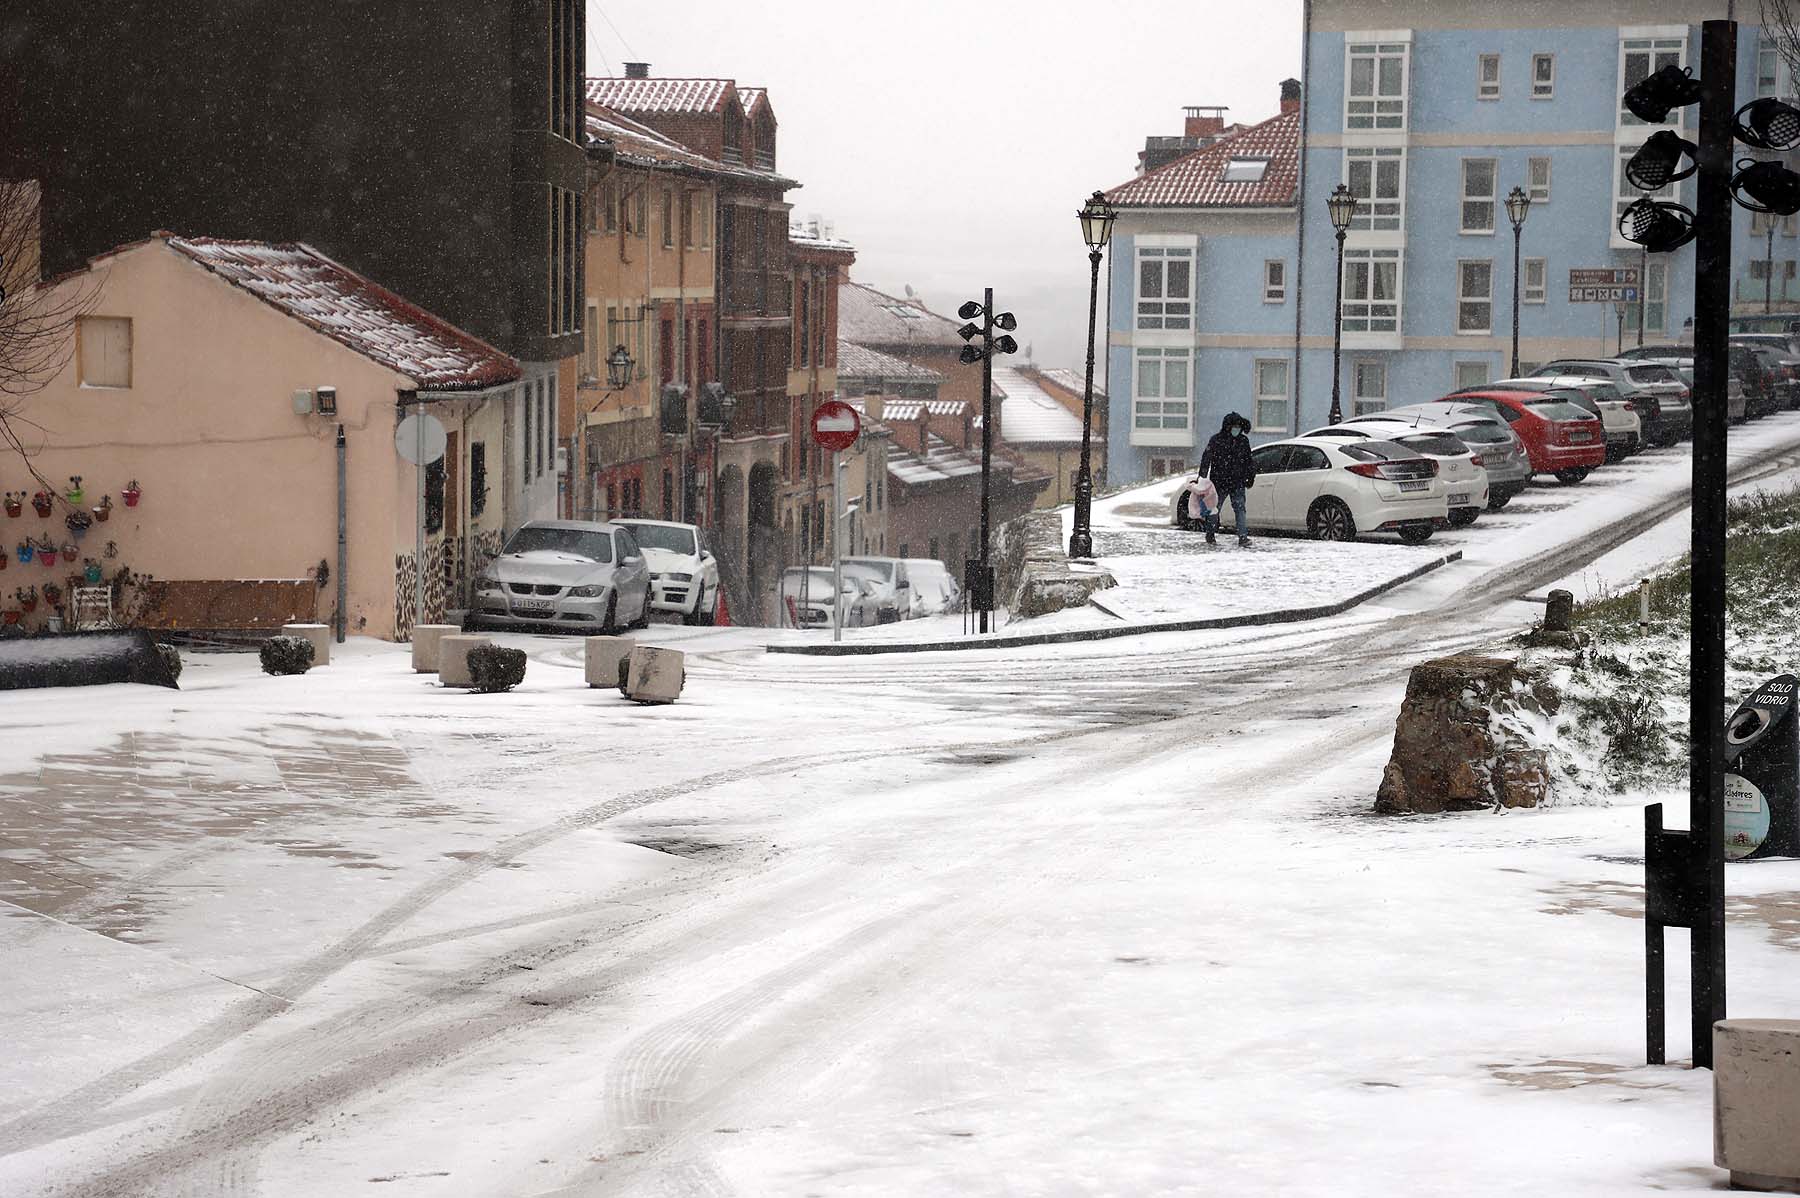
[1280,78,1302,114]
[1184,106,1227,137]
[624,62,650,79]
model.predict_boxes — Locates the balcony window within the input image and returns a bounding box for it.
[1135,245,1193,330]
[1345,146,1404,231]
[1457,260,1494,334]
[1619,36,1687,129]
[1346,41,1409,131]
[1341,248,1400,334]
[1253,358,1289,431]
[1132,347,1192,441]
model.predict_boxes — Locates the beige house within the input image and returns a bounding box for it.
[6,232,522,640]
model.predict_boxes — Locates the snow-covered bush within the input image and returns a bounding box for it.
[259,635,314,676]
[468,643,526,693]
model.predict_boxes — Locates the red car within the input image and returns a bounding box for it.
[1440,388,1606,484]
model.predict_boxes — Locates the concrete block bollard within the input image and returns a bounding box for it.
[411,624,461,673]
[624,645,684,704]
[436,634,491,688]
[585,635,634,689]
[1715,1019,1800,1192]
[281,623,332,667]
[1544,589,1575,633]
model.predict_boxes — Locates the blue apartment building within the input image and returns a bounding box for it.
[1103,1,1772,485]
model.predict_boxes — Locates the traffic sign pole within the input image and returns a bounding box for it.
[831,449,843,643]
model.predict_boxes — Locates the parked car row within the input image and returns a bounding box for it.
[779,555,964,630]
[1167,351,1764,546]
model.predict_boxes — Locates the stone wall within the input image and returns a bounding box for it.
[994,509,1115,620]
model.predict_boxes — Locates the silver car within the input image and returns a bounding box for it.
[468,520,652,633]
[1385,402,1532,509]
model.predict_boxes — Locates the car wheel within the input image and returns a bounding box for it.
[1486,492,1511,512]
[696,586,716,626]
[600,592,618,634]
[1397,523,1435,544]
[629,592,650,630]
[1176,494,1196,530]
[1307,498,1356,542]
[1554,467,1590,485]
[1447,507,1479,528]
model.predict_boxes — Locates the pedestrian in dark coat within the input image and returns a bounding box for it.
[1197,411,1257,546]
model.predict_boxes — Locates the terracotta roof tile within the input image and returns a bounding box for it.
[838,342,943,382]
[163,235,520,390]
[1106,109,1299,209]
[585,76,736,116]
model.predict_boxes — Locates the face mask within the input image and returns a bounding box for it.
[1235,428,1246,438]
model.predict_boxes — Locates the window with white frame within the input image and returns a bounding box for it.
[1133,347,1192,437]
[1624,261,1670,337]
[1457,260,1494,333]
[1346,41,1409,131]
[1759,34,1793,99]
[1345,146,1404,231]
[1478,53,1501,99]
[1454,360,1491,390]
[1614,144,1677,238]
[1528,156,1551,203]
[1523,258,1547,304]
[1352,360,1387,415]
[1532,53,1555,98]
[1136,245,1194,330]
[1342,248,1401,334]
[1263,259,1287,303]
[1253,358,1289,431]
[1221,158,1270,182]
[1619,36,1687,128]
[1461,158,1497,234]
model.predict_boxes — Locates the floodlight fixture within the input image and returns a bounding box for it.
[993,334,1019,356]
[959,344,985,364]
[1617,196,1698,253]
[1624,63,1703,124]
[958,300,984,320]
[1735,97,1800,150]
[1626,130,1700,190]
[1731,158,1800,216]
[994,312,1017,332]
[958,321,981,341]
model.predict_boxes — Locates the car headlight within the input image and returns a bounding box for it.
[667,572,693,583]
[569,584,606,598]
[476,572,501,590]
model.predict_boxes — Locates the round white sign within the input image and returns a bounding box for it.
[395,412,448,465]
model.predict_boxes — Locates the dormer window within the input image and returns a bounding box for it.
[1220,158,1269,182]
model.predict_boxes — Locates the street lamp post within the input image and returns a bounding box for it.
[1505,186,1531,375]
[1326,184,1358,425]
[577,345,635,519]
[1767,223,1776,314]
[1069,190,1117,561]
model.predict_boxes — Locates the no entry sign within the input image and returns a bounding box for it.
[810,399,861,453]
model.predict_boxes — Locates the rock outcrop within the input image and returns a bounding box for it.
[1374,654,1560,814]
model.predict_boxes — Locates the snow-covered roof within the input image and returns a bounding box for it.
[990,365,1083,444]
[585,76,737,116]
[738,86,770,117]
[878,398,966,423]
[888,433,984,486]
[837,280,966,349]
[789,217,855,254]
[1037,367,1105,399]
[162,234,520,390]
[1106,109,1299,209]
[586,104,737,175]
[838,342,943,383]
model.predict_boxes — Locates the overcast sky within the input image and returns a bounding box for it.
[587,0,1303,372]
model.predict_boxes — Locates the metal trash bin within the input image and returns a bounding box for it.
[1724,673,1799,861]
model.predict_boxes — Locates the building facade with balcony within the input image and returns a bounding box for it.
[586,66,798,621]
[1100,2,1772,485]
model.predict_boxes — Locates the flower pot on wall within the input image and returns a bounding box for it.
[93,497,111,523]
[2,497,20,518]
[1,610,17,625]
[16,542,31,564]
[122,482,142,508]
[30,494,52,518]
[84,563,102,584]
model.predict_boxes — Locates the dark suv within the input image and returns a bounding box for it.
[1529,359,1692,446]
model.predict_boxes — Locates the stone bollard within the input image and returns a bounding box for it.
[623,645,684,704]
[584,635,634,690]
[281,623,332,667]
[1715,1019,1800,1192]
[1544,589,1575,633]
[411,624,461,673]
[436,634,491,688]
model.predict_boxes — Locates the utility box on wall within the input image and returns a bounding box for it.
[1725,673,1799,861]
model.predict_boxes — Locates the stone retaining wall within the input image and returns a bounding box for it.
[994,509,1116,619]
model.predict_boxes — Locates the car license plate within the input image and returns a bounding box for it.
[514,600,554,616]
[1569,430,1593,443]
[1448,491,1469,505]
[1399,480,1428,493]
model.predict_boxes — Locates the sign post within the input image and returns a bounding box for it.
[1566,267,1642,305]
[810,400,861,642]
[395,410,448,637]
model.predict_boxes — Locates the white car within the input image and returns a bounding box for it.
[611,519,720,625]
[1170,435,1447,543]
[469,520,652,632]
[1303,419,1490,527]
[840,556,915,623]
[778,567,881,630]
[902,558,962,617]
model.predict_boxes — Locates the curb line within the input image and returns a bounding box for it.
[766,550,1463,656]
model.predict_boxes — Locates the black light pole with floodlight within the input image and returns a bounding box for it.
[955,293,1019,633]
[1326,184,1358,426]
[1505,186,1530,376]
[1069,191,1117,561]
[577,345,635,519]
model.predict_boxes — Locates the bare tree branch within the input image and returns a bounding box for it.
[1763,0,1800,99]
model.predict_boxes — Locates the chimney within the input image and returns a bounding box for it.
[1280,78,1302,114]
[624,62,650,79]
[1184,106,1227,138]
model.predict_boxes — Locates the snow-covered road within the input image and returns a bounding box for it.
[5,416,1800,1197]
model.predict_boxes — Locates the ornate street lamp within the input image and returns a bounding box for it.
[576,345,635,518]
[1505,186,1531,376]
[1326,184,1358,425]
[1069,190,1116,561]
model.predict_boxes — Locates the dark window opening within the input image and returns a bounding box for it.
[470,443,488,517]
[425,457,445,534]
